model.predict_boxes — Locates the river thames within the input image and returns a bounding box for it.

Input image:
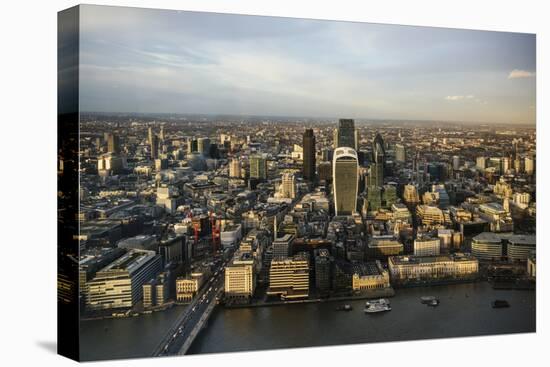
[80,282,535,360]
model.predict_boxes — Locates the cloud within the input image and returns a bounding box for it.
[445,95,474,101]
[508,69,535,79]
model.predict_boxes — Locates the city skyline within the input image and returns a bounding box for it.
[79,5,535,124]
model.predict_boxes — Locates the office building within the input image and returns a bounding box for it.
[273,234,294,259]
[382,185,397,208]
[524,156,535,175]
[388,253,479,285]
[187,137,198,154]
[416,205,445,226]
[197,137,211,157]
[314,248,333,294]
[229,158,242,178]
[367,235,404,260]
[372,133,386,165]
[452,155,460,170]
[150,134,159,159]
[395,143,406,163]
[366,186,382,212]
[279,172,297,199]
[403,184,420,205]
[333,147,359,216]
[86,250,162,310]
[476,156,487,171]
[414,237,441,256]
[267,253,310,300]
[368,163,384,188]
[472,232,504,260]
[303,129,316,181]
[225,252,256,301]
[142,279,156,308]
[250,154,268,180]
[508,235,536,262]
[107,133,120,154]
[176,272,206,303]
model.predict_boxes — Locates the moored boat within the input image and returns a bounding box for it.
[492,300,510,308]
[364,298,391,313]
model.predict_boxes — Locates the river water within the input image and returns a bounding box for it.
[80,282,535,360]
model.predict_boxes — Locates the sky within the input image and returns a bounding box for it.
[79,5,536,124]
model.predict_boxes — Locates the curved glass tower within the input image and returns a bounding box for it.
[333,147,359,216]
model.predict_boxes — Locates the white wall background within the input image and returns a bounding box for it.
[0,0,546,366]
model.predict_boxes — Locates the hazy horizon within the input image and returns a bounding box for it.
[79,5,536,125]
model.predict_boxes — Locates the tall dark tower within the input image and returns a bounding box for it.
[150,134,159,159]
[303,129,316,181]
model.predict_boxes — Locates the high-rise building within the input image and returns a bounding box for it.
[148,127,154,147]
[317,161,332,183]
[229,158,241,178]
[366,186,382,212]
[273,234,294,259]
[197,137,211,157]
[382,185,397,208]
[333,147,359,216]
[249,154,268,180]
[150,134,159,159]
[525,156,535,175]
[107,133,120,154]
[334,119,357,150]
[279,172,296,199]
[395,143,406,163]
[476,156,487,171]
[372,133,386,164]
[303,129,316,181]
[502,156,511,173]
[159,126,165,142]
[403,184,420,205]
[187,137,198,154]
[368,163,384,188]
[314,249,333,294]
[452,155,460,171]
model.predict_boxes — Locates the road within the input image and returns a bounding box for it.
[151,257,229,357]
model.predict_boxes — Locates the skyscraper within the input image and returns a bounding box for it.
[334,119,357,150]
[197,137,211,157]
[303,129,316,181]
[229,158,241,178]
[333,147,359,216]
[403,184,420,205]
[372,133,386,164]
[395,143,406,163]
[150,134,159,159]
[369,133,386,187]
[107,133,120,154]
[148,127,154,147]
[525,156,535,175]
[279,172,297,199]
[250,155,267,180]
[452,155,461,171]
[368,163,384,188]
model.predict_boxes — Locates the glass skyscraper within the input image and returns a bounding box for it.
[333,147,359,216]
